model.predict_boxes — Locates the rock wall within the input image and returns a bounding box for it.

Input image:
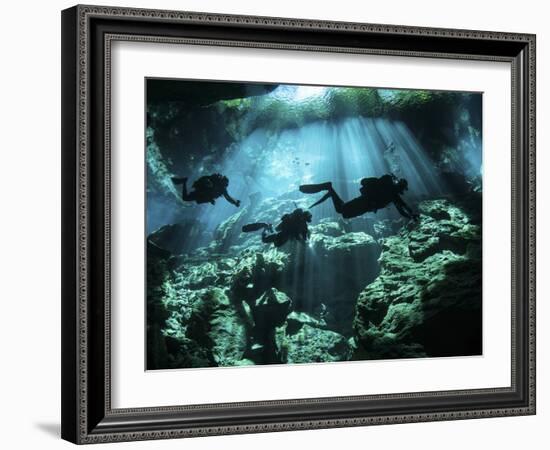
[353,197,482,360]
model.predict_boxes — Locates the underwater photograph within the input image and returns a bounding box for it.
[145,78,483,370]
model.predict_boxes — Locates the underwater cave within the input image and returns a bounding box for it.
[145,79,483,370]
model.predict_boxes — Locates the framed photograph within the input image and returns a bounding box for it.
[61,5,536,444]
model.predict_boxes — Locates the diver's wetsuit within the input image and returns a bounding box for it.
[242,208,312,247]
[300,174,418,220]
[172,174,240,207]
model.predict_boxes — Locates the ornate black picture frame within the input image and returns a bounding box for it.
[61,4,536,444]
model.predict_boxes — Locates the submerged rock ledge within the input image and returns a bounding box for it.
[148,196,481,369]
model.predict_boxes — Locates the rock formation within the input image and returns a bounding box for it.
[353,198,482,360]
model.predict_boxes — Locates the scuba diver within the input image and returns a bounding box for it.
[299,174,419,220]
[171,173,241,207]
[242,208,312,247]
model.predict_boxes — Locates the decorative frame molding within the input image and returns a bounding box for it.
[61,4,536,444]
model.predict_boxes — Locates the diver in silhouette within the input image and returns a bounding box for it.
[171,173,241,207]
[299,174,419,220]
[242,208,312,247]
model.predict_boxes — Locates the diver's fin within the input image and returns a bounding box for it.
[171,176,187,185]
[299,182,332,194]
[242,222,270,233]
[309,191,332,209]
